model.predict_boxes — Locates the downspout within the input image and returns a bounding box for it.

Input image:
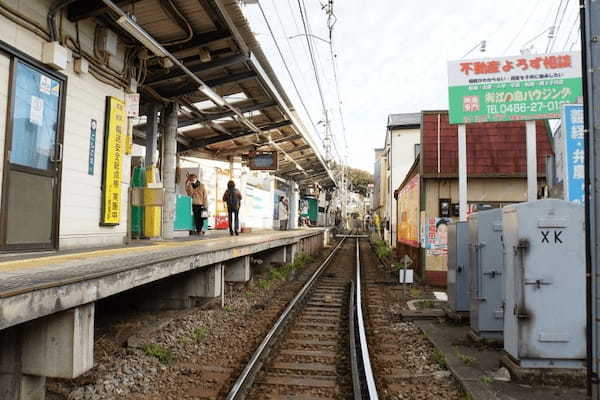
[437,113,441,174]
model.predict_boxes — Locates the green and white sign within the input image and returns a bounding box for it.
[447,52,582,125]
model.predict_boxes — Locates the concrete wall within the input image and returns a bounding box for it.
[0,0,130,249]
[388,128,420,247]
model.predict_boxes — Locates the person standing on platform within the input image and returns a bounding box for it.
[185,173,208,236]
[278,196,289,230]
[223,180,242,236]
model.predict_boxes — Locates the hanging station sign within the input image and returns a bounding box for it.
[248,151,278,170]
[101,96,126,225]
[447,52,582,124]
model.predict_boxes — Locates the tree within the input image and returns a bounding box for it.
[346,167,374,196]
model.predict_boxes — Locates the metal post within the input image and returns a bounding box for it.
[582,0,599,396]
[458,124,467,221]
[526,120,537,202]
[161,102,178,240]
[145,103,159,168]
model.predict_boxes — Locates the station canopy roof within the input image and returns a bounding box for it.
[67,0,335,188]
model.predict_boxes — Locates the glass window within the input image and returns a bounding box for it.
[10,62,61,170]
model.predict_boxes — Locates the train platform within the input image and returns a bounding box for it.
[0,228,331,330]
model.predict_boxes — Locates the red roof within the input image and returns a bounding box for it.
[421,111,553,177]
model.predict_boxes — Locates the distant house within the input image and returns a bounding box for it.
[376,113,421,247]
[395,110,553,286]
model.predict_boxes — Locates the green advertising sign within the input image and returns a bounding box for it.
[447,52,582,124]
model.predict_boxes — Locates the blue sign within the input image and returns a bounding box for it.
[562,104,584,204]
[88,119,97,175]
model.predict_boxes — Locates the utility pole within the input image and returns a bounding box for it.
[582,0,599,396]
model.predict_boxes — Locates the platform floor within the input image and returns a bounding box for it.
[0,228,325,298]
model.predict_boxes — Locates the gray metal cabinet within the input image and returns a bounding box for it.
[447,221,470,312]
[503,199,585,368]
[468,209,504,339]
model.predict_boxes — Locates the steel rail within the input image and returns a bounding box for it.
[225,236,347,400]
[348,279,362,399]
[355,237,380,399]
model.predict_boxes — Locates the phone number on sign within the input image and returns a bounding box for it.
[486,100,568,114]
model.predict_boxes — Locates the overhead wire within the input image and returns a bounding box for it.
[561,7,580,50]
[545,0,565,52]
[296,0,342,163]
[548,0,570,52]
[256,0,324,146]
[502,0,543,55]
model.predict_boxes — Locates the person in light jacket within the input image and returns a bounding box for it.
[222,180,242,236]
[185,173,208,235]
[278,196,289,231]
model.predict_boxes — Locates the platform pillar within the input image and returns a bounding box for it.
[225,256,251,282]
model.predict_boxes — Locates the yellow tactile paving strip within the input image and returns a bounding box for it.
[0,236,232,273]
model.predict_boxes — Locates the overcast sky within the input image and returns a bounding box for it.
[241,0,581,172]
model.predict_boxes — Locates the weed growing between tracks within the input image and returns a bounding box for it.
[142,344,172,364]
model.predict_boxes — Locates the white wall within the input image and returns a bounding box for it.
[388,127,420,247]
[0,0,129,249]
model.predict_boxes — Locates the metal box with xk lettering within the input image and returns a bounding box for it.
[503,199,585,368]
[468,208,504,340]
[447,221,470,312]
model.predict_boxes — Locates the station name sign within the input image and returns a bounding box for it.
[447,52,582,124]
[248,151,278,170]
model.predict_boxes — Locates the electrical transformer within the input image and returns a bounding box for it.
[468,208,504,339]
[447,221,470,312]
[503,199,585,368]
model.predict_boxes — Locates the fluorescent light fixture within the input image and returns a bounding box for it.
[198,85,226,107]
[116,15,167,58]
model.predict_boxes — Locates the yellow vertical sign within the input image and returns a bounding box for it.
[101,97,125,225]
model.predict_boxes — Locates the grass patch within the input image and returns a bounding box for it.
[432,348,447,369]
[223,305,234,312]
[142,344,172,364]
[481,375,493,384]
[453,346,476,365]
[191,327,208,342]
[262,253,314,286]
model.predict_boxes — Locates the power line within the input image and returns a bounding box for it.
[548,0,570,52]
[545,0,564,52]
[256,0,324,147]
[562,7,580,50]
[297,0,342,163]
[502,0,543,55]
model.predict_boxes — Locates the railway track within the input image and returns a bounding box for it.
[225,235,379,400]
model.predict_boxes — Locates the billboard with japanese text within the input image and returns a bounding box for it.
[447,52,582,124]
[562,104,584,204]
[101,97,125,225]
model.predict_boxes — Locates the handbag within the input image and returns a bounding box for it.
[201,209,209,218]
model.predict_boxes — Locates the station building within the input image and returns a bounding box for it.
[0,0,334,253]
[393,110,552,285]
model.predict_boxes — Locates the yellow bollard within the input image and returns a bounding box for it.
[143,165,162,238]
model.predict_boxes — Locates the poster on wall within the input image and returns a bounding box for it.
[101,96,125,225]
[397,175,420,247]
[421,217,451,256]
[214,168,231,229]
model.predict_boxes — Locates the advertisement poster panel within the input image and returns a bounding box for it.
[397,175,420,247]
